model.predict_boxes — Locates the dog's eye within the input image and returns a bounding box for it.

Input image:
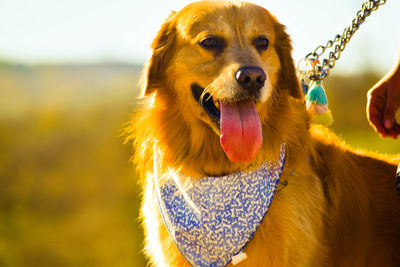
[199,37,222,50]
[254,36,269,51]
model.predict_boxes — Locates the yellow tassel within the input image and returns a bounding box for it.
[310,110,333,126]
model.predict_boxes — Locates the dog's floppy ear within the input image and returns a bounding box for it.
[142,12,177,96]
[274,22,303,99]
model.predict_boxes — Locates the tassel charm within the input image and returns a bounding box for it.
[298,57,333,126]
[305,80,333,126]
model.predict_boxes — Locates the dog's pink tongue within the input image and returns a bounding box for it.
[220,100,263,162]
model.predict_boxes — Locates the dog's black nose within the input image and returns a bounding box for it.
[235,66,266,93]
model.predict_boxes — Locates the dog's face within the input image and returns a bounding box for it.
[143,1,301,165]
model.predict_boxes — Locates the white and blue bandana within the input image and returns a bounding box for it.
[155,144,286,267]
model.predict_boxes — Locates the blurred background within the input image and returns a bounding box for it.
[1,0,400,266]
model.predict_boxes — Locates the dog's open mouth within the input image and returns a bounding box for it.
[191,84,221,124]
[191,83,263,162]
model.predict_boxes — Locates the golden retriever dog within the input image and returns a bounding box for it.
[127,1,400,266]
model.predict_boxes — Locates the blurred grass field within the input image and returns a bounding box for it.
[0,63,145,267]
[0,62,399,267]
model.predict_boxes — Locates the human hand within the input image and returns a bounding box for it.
[367,69,400,139]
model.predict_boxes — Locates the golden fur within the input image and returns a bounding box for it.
[126,1,400,266]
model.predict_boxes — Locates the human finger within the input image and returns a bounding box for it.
[385,122,400,139]
[367,95,389,137]
[368,110,388,138]
[383,98,399,130]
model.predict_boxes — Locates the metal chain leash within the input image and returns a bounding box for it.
[301,0,386,81]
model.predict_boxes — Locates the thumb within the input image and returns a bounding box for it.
[383,95,398,130]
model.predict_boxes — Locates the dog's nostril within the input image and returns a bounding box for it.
[235,66,266,92]
[256,76,265,84]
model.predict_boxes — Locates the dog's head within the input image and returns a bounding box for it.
[141,1,303,168]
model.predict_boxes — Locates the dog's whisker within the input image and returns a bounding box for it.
[215,88,222,99]
[201,85,217,103]
[199,90,210,103]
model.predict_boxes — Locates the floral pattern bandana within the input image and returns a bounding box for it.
[155,143,286,267]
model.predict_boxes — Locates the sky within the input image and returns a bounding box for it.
[0,0,399,74]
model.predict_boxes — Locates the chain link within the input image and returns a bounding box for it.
[304,0,386,80]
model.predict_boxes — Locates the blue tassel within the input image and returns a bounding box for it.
[306,81,328,105]
[305,81,333,126]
